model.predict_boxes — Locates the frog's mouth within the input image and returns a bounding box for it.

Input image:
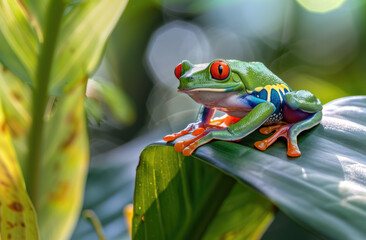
[178,87,243,107]
[178,85,240,93]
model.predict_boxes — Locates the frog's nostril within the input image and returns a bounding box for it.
[190,77,194,80]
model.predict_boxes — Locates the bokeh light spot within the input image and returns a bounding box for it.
[297,0,346,13]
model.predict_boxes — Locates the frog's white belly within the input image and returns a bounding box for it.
[186,91,252,118]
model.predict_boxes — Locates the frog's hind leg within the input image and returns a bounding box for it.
[255,111,322,157]
[286,111,322,157]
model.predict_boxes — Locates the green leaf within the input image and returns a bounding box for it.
[50,0,129,95]
[0,97,39,240]
[133,145,275,240]
[84,98,104,125]
[0,0,40,85]
[86,78,136,125]
[136,96,366,239]
[37,85,89,240]
[22,0,49,30]
[202,184,275,240]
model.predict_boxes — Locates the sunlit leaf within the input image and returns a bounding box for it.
[86,78,135,125]
[0,0,40,85]
[133,145,275,240]
[36,85,89,240]
[50,0,129,95]
[0,97,39,240]
[140,96,366,239]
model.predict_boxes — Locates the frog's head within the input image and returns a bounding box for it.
[174,59,245,105]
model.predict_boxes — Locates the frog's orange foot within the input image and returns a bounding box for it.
[255,123,301,157]
[258,121,287,135]
[174,129,216,156]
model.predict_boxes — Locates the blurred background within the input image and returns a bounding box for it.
[72,0,366,239]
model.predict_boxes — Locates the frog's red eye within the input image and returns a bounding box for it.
[174,63,182,79]
[210,61,230,80]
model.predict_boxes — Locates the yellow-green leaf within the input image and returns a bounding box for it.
[37,85,89,240]
[50,0,129,94]
[0,0,40,85]
[0,97,39,240]
[0,64,31,169]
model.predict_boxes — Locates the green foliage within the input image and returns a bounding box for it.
[86,78,136,125]
[134,146,274,240]
[133,96,366,239]
[0,0,129,239]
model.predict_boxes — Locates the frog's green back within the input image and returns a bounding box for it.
[227,60,289,91]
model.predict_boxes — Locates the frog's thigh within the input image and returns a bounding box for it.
[289,111,322,144]
[284,90,322,113]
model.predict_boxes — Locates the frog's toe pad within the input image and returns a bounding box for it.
[174,142,185,152]
[287,144,301,157]
[163,135,176,142]
[183,146,195,156]
[254,140,268,151]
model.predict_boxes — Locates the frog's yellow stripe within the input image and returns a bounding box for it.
[246,84,290,101]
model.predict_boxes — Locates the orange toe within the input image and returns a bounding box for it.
[183,146,195,156]
[192,128,205,136]
[174,142,185,152]
[287,145,301,157]
[163,135,175,141]
[254,140,268,151]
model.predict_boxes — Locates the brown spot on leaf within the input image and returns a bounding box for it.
[8,202,24,212]
[53,162,61,172]
[7,233,11,239]
[49,181,70,202]
[7,221,14,229]
[66,112,75,123]
[11,91,22,102]
[20,222,25,227]
[61,128,77,150]
[8,120,25,138]
[2,65,7,72]
[0,181,10,187]
[1,121,7,133]
[141,216,145,222]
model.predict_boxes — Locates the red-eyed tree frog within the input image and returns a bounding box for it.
[164,60,322,157]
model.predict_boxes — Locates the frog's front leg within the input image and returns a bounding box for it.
[163,106,215,141]
[175,102,276,156]
[164,106,239,141]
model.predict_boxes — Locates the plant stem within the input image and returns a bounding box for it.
[25,0,66,209]
[82,210,107,240]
